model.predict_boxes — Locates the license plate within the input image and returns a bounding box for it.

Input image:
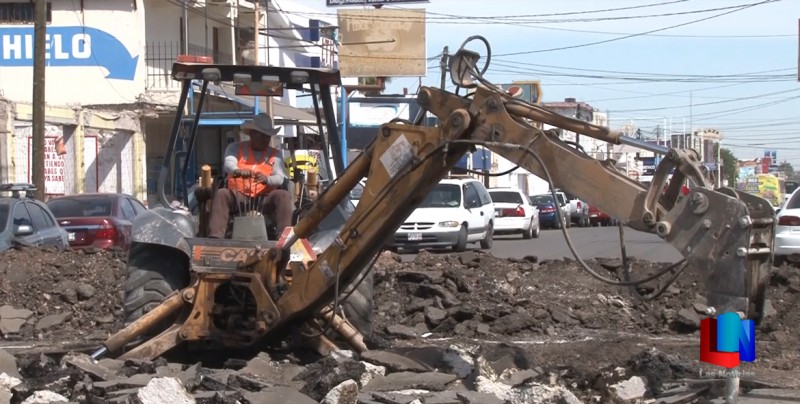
[408,232,422,241]
[68,232,75,241]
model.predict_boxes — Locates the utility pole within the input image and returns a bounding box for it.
[264,0,273,118]
[439,46,448,90]
[32,0,47,201]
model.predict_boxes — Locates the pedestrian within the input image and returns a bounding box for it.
[208,113,293,239]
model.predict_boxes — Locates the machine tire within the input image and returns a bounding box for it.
[454,225,468,252]
[122,243,191,341]
[532,223,540,238]
[339,267,375,337]
[523,219,534,239]
[480,222,493,249]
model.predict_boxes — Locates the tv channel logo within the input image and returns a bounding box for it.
[700,312,756,369]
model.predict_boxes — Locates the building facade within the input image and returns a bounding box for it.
[0,0,336,204]
[0,0,147,201]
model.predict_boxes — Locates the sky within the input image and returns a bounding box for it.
[281,0,799,166]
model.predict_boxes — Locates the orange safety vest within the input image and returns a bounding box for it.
[227,143,279,197]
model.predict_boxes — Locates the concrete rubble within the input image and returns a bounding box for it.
[0,248,799,403]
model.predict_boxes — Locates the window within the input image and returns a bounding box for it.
[786,191,800,210]
[463,183,480,208]
[419,184,461,208]
[531,195,555,205]
[489,191,524,204]
[12,203,33,227]
[26,202,53,230]
[0,2,52,24]
[120,199,136,220]
[129,199,147,215]
[476,183,492,206]
[48,197,113,218]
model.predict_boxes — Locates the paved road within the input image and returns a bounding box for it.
[399,226,684,263]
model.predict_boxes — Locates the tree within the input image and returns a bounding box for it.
[714,144,738,186]
[779,161,794,177]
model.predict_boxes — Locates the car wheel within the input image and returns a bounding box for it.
[480,222,493,249]
[533,223,540,238]
[454,224,468,252]
[523,219,534,239]
[123,243,190,349]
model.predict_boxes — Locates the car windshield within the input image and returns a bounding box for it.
[490,191,523,204]
[531,195,554,205]
[0,205,8,232]
[48,197,114,218]
[419,184,461,208]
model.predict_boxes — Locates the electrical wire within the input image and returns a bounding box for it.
[492,0,782,56]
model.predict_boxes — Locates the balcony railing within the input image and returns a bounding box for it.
[145,41,233,90]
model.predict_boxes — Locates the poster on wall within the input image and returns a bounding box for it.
[27,137,67,195]
[14,124,66,196]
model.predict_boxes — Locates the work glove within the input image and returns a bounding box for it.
[232,169,254,178]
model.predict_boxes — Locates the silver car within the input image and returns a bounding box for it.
[0,184,69,252]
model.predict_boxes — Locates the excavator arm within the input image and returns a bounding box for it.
[95,38,774,361]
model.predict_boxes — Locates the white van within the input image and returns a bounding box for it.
[388,177,495,252]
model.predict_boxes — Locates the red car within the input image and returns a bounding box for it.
[46,193,147,251]
[588,204,615,227]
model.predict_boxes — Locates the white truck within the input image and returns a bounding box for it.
[563,191,590,227]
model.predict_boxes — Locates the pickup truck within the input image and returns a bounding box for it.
[553,190,571,228]
[563,191,590,227]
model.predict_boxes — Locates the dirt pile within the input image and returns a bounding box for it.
[0,246,126,342]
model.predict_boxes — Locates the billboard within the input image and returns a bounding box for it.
[327,0,429,5]
[498,81,542,105]
[337,8,426,77]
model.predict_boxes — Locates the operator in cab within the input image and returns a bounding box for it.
[208,113,293,239]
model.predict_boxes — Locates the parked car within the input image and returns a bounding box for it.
[588,204,616,227]
[47,193,147,251]
[388,177,495,252]
[0,183,69,252]
[488,188,540,239]
[553,190,571,228]
[563,191,590,227]
[774,187,800,266]
[530,194,566,229]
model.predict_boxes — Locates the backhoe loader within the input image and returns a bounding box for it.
[91,36,775,362]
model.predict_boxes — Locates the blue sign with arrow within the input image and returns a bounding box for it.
[0,26,138,80]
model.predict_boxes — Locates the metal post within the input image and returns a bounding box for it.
[183,0,189,54]
[264,0,273,117]
[254,0,260,116]
[31,0,47,201]
[341,89,348,169]
[204,0,208,55]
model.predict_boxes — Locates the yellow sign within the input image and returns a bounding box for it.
[757,175,782,207]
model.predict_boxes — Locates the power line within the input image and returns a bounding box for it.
[493,0,781,56]
[607,88,800,113]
